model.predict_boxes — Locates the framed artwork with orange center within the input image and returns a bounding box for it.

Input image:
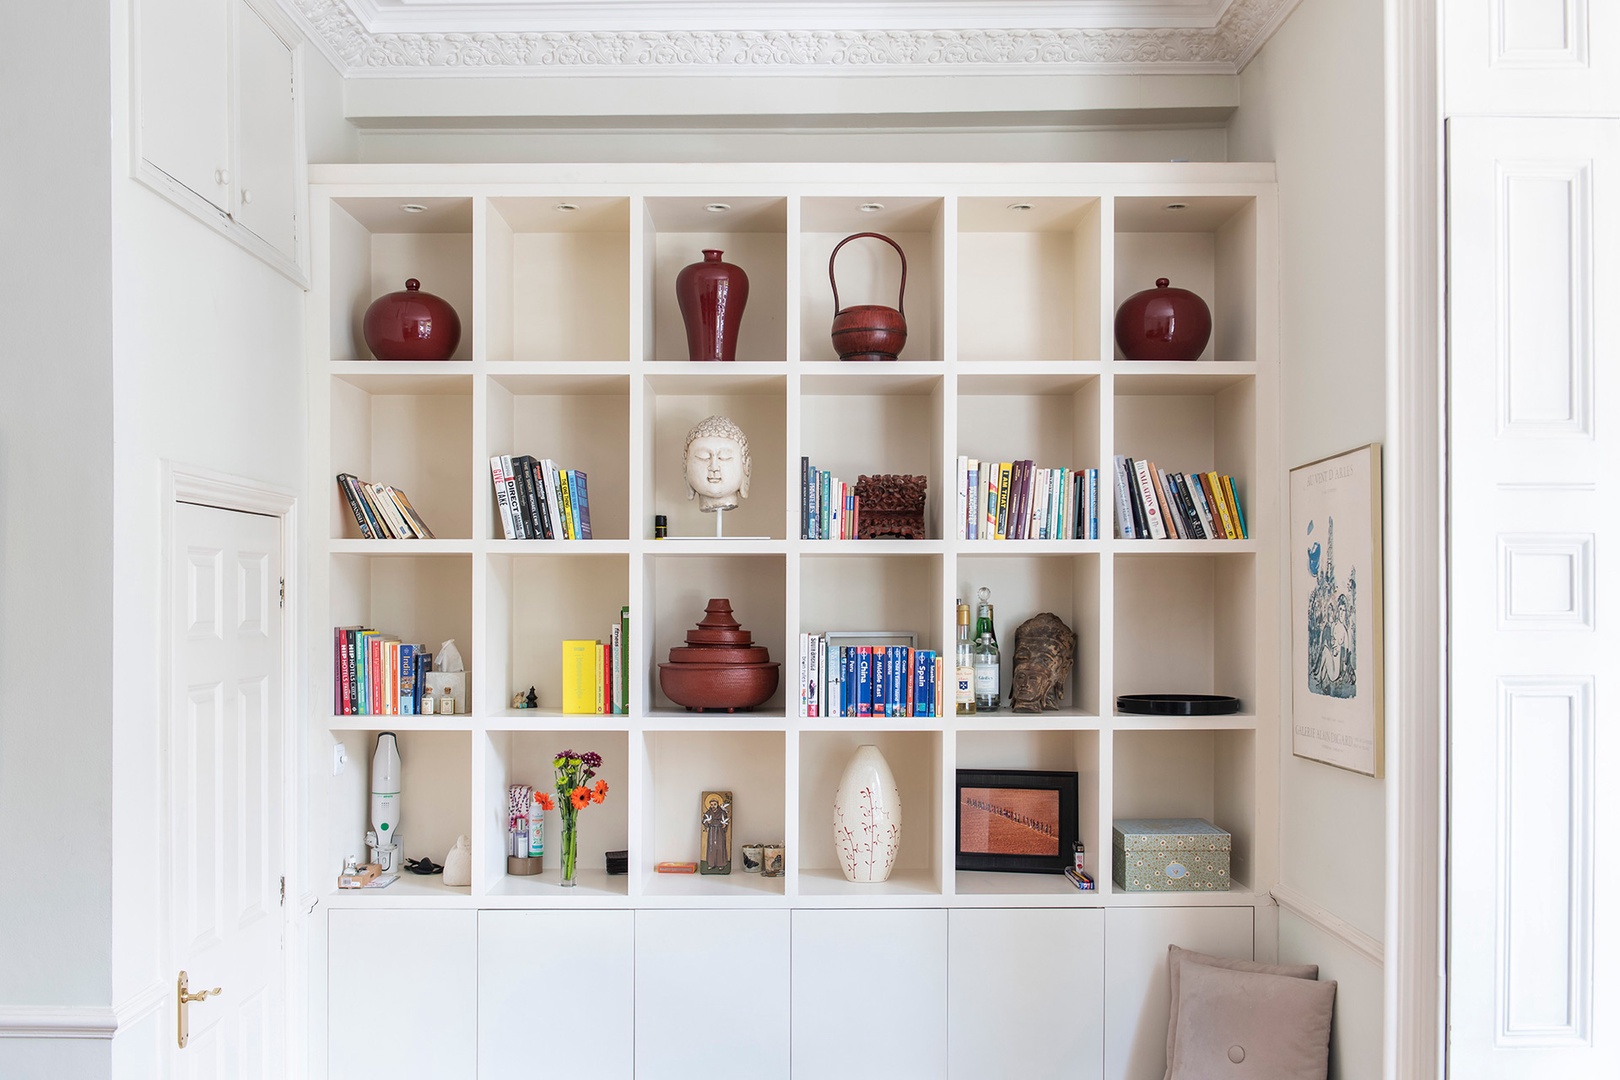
[955,769,1079,874]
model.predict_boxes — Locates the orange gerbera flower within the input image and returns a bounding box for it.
[570,787,590,810]
[536,792,555,811]
[594,780,609,797]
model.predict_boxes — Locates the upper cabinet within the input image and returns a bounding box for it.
[135,0,307,284]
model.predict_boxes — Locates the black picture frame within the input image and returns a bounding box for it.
[954,768,1079,874]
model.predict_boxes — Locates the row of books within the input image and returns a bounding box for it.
[337,474,436,540]
[490,455,593,540]
[799,459,862,540]
[1114,457,1248,540]
[561,606,631,714]
[799,634,944,718]
[333,628,433,716]
[955,458,1103,541]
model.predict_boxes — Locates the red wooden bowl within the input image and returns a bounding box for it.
[659,662,780,712]
[667,645,773,665]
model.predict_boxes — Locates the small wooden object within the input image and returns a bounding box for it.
[655,861,698,874]
[853,474,927,540]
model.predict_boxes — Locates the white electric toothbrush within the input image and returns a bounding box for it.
[365,732,402,872]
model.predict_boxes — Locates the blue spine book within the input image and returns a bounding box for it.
[398,644,415,715]
[857,648,873,718]
[842,647,857,717]
[871,647,886,717]
[811,467,821,539]
[892,647,910,717]
[573,470,592,540]
[919,649,935,717]
[413,651,431,713]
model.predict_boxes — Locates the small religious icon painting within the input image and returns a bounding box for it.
[699,790,733,874]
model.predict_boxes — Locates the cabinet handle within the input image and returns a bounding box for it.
[214,168,230,186]
[241,189,254,205]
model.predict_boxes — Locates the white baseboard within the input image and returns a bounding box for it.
[0,1006,118,1040]
[1271,882,1387,967]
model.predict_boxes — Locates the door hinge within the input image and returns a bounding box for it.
[279,876,286,907]
[278,578,285,608]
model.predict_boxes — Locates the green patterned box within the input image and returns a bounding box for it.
[1112,818,1231,891]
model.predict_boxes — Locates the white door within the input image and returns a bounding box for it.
[169,501,286,1077]
[1448,117,1619,1076]
[233,0,298,260]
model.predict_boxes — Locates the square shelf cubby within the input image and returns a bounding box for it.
[800,197,945,363]
[646,373,787,540]
[644,553,788,717]
[323,728,472,900]
[639,730,787,898]
[328,553,474,719]
[953,729,1101,898]
[958,196,1104,362]
[956,553,1101,718]
[485,373,631,541]
[329,371,473,541]
[645,197,788,362]
[326,197,474,362]
[485,552,630,719]
[799,372,944,540]
[485,196,631,362]
[1112,552,1258,711]
[956,371,1102,542]
[798,730,943,897]
[481,729,631,899]
[1113,195,1259,363]
[1111,728,1255,894]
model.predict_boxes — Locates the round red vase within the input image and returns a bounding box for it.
[1114,277,1212,362]
[676,250,750,361]
[362,279,462,361]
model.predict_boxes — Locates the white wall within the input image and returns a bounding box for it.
[1228,0,1387,1075]
[0,3,116,1075]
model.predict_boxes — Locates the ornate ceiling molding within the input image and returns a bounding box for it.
[285,0,1301,76]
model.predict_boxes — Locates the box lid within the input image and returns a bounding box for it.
[1112,818,1231,853]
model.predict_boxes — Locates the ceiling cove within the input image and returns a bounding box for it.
[281,0,1304,76]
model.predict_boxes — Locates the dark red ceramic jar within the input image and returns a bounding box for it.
[1114,277,1212,361]
[676,250,750,361]
[362,279,462,361]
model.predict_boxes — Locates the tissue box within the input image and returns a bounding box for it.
[1112,818,1231,891]
[423,671,467,715]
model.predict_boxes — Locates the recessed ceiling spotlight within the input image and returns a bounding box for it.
[1165,203,1189,211]
[704,203,731,213]
[554,203,580,213]
[859,203,885,213]
[1007,203,1033,212]
[401,204,428,214]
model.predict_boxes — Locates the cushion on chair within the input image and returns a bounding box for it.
[1163,945,1319,1079]
[1167,961,1336,1080]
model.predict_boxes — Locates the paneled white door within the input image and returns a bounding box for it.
[169,502,285,1078]
[1448,116,1618,1077]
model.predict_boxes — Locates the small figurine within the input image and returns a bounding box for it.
[512,691,527,709]
[525,686,538,709]
[1009,612,1078,712]
[700,790,733,874]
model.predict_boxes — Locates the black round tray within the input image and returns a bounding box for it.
[1116,693,1241,716]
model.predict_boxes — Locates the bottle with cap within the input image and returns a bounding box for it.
[955,600,977,715]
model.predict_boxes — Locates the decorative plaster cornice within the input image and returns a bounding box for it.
[284,0,1302,76]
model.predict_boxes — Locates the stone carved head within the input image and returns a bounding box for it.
[683,415,752,512]
[1010,612,1078,713]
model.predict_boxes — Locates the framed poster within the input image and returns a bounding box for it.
[1289,443,1384,776]
[954,769,1079,873]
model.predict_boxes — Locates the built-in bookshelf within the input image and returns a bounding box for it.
[307,165,1278,915]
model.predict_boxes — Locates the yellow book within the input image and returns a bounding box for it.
[1207,472,1238,539]
[995,462,1014,539]
[1221,474,1246,539]
[562,639,599,714]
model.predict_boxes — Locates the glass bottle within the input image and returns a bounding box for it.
[973,586,1001,712]
[955,600,977,715]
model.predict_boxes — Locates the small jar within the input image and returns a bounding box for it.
[761,843,784,877]
[741,843,764,873]
[438,688,456,716]
[421,693,436,716]
[655,514,668,539]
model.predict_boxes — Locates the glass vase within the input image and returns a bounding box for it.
[560,808,579,886]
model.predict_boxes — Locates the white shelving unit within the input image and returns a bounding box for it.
[308,163,1278,1079]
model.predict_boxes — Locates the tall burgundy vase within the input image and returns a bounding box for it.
[676,249,749,361]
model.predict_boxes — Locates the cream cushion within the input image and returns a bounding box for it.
[1164,946,1320,1079]
[1167,960,1336,1080]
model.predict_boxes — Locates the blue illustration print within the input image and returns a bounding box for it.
[1305,517,1357,699]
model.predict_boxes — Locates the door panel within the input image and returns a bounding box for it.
[233,0,297,259]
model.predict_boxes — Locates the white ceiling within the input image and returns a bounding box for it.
[282,0,1302,75]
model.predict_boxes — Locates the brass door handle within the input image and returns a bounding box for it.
[176,971,222,1049]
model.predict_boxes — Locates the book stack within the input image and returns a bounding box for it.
[1112,456,1247,541]
[800,458,861,540]
[798,634,944,718]
[490,455,592,540]
[333,628,433,716]
[337,474,436,539]
[955,458,1102,541]
[561,606,631,715]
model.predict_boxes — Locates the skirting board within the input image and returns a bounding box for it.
[0,1007,117,1040]
[1271,883,1386,967]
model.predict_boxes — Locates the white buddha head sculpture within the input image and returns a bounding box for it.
[683,415,752,512]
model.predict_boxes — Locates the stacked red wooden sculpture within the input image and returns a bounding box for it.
[658,599,780,712]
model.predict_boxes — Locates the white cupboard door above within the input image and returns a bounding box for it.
[138,0,230,216]
[233,0,297,262]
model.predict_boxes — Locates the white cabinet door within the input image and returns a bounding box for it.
[949,907,1104,1080]
[1103,906,1254,1080]
[138,0,230,213]
[329,909,477,1079]
[792,909,947,1080]
[635,909,790,1080]
[233,0,297,261]
[480,910,633,1077]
